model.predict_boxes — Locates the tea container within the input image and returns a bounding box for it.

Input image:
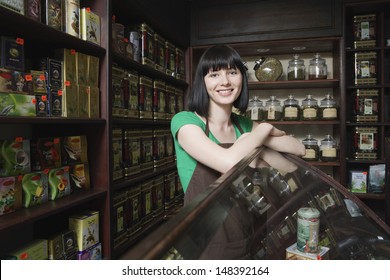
[352,127,378,160]
[301,94,318,120]
[308,53,327,80]
[320,134,338,162]
[352,89,378,122]
[247,96,264,121]
[319,94,338,120]
[282,94,300,121]
[302,134,319,161]
[287,54,305,80]
[265,96,282,121]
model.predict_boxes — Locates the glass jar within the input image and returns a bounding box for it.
[301,134,319,161]
[287,54,305,80]
[247,96,264,121]
[282,95,300,121]
[308,53,327,80]
[319,94,338,120]
[265,96,282,121]
[320,134,338,162]
[301,94,318,120]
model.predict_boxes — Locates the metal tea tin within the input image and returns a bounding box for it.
[140,23,155,68]
[353,127,378,160]
[165,41,176,77]
[138,75,153,119]
[127,71,139,119]
[165,84,176,119]
[154,33,166,73]
[153,79,166,120]
[123,129,141,177]
[112,128,123,181]
[175,48,185,81]
[153,128,167,169]
[297,207,320,253]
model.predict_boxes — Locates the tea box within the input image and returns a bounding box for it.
[123,129,141,177]
[352,126,378,159]
[0,68,31,93]
[39,57,63,88]
[352,89,378,122]
[63,0,80,38]
[112,128,123,181]
[353,14,376,48]
[349,170,367,193]
[21,170,49,208]
[286,242,329,260]
[139,23,155,68]
[77,242,102,260]
[42,0,62,31]
[0,0,24,15]
[61,135,88,165]
[153,79,166,120]
[154,33,166,73]
[140,129,154,172]
[80,8,101,45]
[77,84,89,117]
[127,70,139,118]
[4,239,48,260]
[112,189,129,248]
[0,138,31,176]
[165,41,176,77]
[87,55,100,88]
[55,48,77,84]
[48,166,71,200]
[127,185,142,237]
[47,229,77,259]
[0,176,22,216]
[138,75,153,119]
[141,179,154,226]
[69,210,99,251]
[354,52,377,85]
[62,83,78,117]
[175,48,185,81]
[0,36,25,71]
[153,128,166,169]
[152,175,164,220]
[30,137,62,170]
[69,162,90,192]
[165,85,176,119]
[111,66,125,117]
[0,92,36,117]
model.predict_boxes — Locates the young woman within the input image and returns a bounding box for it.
[170,44,305,259]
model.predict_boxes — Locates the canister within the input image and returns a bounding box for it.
[301,94,318,120]
[154,33,166,73]
[165,41,176,77]
[319,94,338,120]
[265,96,282,121]
[297,207,320,253]
[140,23,155,68]
[127,71,139,118]
[320,134,338,162]
[282,95,300,121]
[247,96,264,121]
[308,53,327,80]
[138,75,153,119]
[153,80,166,120]
[287,54,305,80]
[302,134,319,161]
[353,127,378,160]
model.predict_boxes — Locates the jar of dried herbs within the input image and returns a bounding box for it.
[282,95,300,121]
[287,54,305,80]
[301,94,318,120]
[265,96,282,121]
[301,134,319,161]
[320,134,338,162]
[319,94,338,120]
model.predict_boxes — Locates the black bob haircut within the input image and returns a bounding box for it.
[187,44,249,118]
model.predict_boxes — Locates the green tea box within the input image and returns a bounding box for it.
[77,84,89,117]
[69,210,99,251]
[0,92,36,117]
[55,48,77,84]
[0,138,31,176]
[80,8,100,45]
[21,170,49,208]
[4,239,48,260]
[63,0,80,38]
[88,86,99,118]
[63,83,78,117]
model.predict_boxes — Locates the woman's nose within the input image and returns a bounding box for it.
[219,73,230,85]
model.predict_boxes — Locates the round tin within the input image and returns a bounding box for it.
[297,207,320,253]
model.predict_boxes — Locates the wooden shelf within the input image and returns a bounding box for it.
[248,79,339,90]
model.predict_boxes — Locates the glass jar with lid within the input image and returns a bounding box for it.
[319,94,338,120]
[301,94,318,120]
[265,96,282,121]
[301,134,319,161]
[282,95,300,121]
[320,134,338,162]
[247,96,264,121]
[287,54,305,80]
[308,53,327,80]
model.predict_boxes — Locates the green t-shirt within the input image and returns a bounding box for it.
[170,111,253,192]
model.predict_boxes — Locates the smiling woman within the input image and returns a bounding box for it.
[170,44,305,259]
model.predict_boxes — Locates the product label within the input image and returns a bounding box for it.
[303,108,317,119]
[359,132,374,150]
[303,149,316,159]
[284,107,298,118]
[364,98,373,114]
[361,21,370,40]
[322,147,337,157]
[322,108,337,119]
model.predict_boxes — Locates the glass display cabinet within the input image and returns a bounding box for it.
[119,146,390,260]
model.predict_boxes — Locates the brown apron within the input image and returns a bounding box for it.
[184,116,254,259]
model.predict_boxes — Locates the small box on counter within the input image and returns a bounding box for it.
[21,170,49,208]
[69,210,99,251]
[0,176,22,216]
[286,243,329,260]
[3,239,48,260]
[349,170,367,193]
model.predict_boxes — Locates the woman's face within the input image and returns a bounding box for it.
[204,67,242,107]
